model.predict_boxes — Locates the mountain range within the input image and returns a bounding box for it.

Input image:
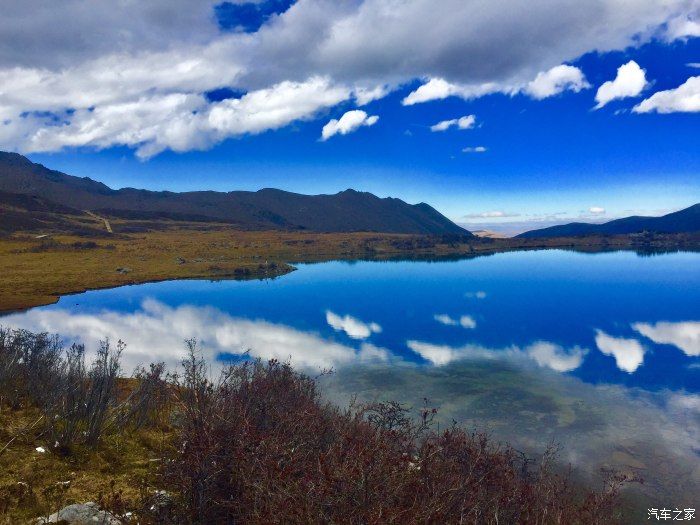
[0,152,467,235]
[517,204,700,238]
[3,151,697,239]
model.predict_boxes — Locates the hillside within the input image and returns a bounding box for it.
[517,204,700,238]
[0,152,468,235]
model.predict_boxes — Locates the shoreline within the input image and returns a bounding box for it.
[1,228,698,313]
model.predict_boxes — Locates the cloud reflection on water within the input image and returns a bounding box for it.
[3,299,390,371]
[325,310,382,340]
[594,330,646,373]
[406,339,587,371]
[321,361,700,507]
[3,298,698,508]
[433,314,477,329]
[633,321,700,357]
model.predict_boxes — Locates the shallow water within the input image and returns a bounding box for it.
[2,249,699,513]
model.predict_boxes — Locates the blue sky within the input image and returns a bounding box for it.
[2,1,699,233]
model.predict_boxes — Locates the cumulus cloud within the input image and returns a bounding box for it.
[7,76,352,159]
[2,300,389,371]
[402,78,514,105]
[0,0,697,156]
[589,207,606,215]
[433,314,477,329]
[523,64,590,100]
[406,339,586,371]
[595,330,645,373]
[594,61,648,109]
[430,115,476,132]
[404,64,588,105]
[633,76,700,113]
[320,109,378,141]
[633,321,700,357]
[326,310,382,339]
[462,146,487,153]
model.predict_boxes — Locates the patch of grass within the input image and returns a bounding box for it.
[3,222,696,312]
[0,398,168,523]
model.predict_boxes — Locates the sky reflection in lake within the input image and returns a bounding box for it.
[1,249,698,511]
[3,249,697,388]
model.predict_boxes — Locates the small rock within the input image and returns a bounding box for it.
[115,267,131,274]
[36,502,122,524]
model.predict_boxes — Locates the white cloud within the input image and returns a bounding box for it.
[21,77,351,159]
[406,339,586,371]
[688,63,700,69]
[589,206,606,215]
[0,0,698,156]
[433,314,476,329]
[320,109,379,141]
[326,310,382,339]
[633,321,700,357]
[463,211,519,219]
[664,14,700,40]
[403,79,456,105]
[404,65,588,105]
[2,300,389,371]
[594,60,648,109]
[633,76,700,113]
[210,77,350,136]
[401,78,514,105]
[465,291,487,299]
[462,146,487,153]
[353,84,393,106]
[595,330,645,373]
[524,64,590,100]
[430,115,476,132]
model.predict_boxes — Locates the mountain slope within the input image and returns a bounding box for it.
[0,190,107,235]
[0,152,468,235]
[517,204,700,238]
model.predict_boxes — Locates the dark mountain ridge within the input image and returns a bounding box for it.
[0,152,468,235]
[517,204,700,238]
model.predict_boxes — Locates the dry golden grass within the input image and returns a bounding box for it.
[0,225,478,312]
[0,228,396,311]
[1,220,697,312]
[0,381,168,524]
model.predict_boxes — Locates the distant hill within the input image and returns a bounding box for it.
[0,151,468,235]
[517,204,700,238]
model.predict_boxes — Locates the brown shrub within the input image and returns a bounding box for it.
[166,346,628,524]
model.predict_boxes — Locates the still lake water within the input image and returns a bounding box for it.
[2,249,699,510]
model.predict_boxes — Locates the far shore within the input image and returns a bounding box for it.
[1,224,698,313]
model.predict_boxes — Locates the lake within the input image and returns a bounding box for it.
[2,249,699,514]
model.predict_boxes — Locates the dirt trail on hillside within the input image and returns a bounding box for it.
[85,210,113,233]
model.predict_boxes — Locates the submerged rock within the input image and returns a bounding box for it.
[37,502,122,524]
